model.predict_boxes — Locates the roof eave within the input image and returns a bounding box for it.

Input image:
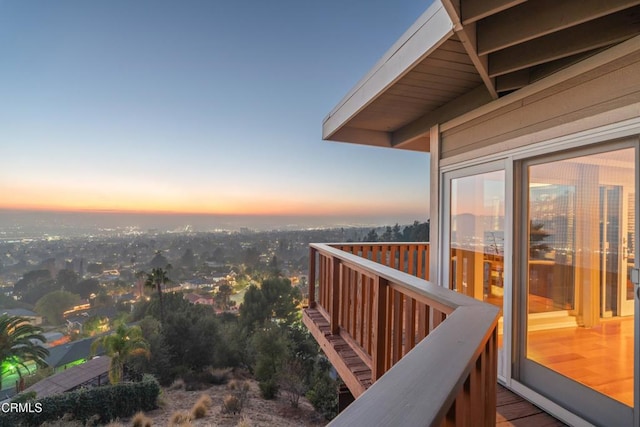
[322,0,455,144]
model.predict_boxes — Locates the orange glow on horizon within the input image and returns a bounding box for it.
[0,182,427,217]
[0,202,422,218]
[0,186,424,218]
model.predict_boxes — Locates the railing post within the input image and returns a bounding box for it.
[330,256,341,335]
[308,246,316,308]
[372,276,388,380]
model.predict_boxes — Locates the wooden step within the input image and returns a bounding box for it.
[303,307,372,398]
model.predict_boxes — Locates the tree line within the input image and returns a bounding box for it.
[362,220,429,242]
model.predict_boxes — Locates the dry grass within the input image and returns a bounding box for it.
[191,394,213,419]
[131,412,152,427]
[131,411,152,427]
[169,410,192,426]
[223,394,241,414]
[169,378,186,390]
[130,378,324,427]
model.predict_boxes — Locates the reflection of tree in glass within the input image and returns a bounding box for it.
[530,221,551,259]
[488,232,503,255]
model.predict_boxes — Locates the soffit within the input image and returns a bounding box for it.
[345,36,482,133]
[323,0,640,151]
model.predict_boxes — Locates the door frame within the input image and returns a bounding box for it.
[599,183,635,317]
[619,184,635,317]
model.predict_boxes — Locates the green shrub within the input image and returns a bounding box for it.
[258,379,279,400]
[181,367,229,389]
[10,391,37,404]
[306,374,338,420]
[205,367,231,385]
[0,375,160,427]
[38,413,85,427]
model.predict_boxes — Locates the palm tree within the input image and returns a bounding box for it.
[145,264,172,325]
[216,283,232,311]
[0,314,49,390]
[134,270,146,298]
[91,324,149,384]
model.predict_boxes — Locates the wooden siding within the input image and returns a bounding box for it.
[441,51,640,159]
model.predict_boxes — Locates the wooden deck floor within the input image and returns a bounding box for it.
[496,385,566,426]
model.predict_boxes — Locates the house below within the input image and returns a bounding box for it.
[45,336,104,373]
[22,356,110,398]
[184,292,214,306]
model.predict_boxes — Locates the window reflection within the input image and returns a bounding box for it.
[449,170,505,346]
[525,147,635,406]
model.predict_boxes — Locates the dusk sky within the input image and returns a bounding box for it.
[0,1,431,225]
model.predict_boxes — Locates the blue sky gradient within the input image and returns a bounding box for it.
[0,0,431,224]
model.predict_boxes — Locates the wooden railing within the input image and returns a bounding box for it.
[307,243,500,426]
[332,243,430,281]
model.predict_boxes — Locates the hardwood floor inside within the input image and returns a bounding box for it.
[527,316,634,406]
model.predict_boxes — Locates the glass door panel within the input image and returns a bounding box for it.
[448,169,505,347]
[521,146,636,425]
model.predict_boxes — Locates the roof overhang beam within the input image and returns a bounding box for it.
[460,0,526,24]
[477,0,640,56]
[488,9,640,77]
[441,0,499,99]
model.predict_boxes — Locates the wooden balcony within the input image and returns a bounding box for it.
[302,243,501,426]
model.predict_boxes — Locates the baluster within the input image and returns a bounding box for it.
[407,244,415,276]
[330,256,341,335]
[308,247,316,308]
[372,276,388,380]
[358,272,365,348]
[404,297,416,356]
[392,290,403,365]
[424,244,430,280]
[366,275,374,355]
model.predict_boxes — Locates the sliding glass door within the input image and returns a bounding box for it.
[518,142,638,426]
[442,161,507,378]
